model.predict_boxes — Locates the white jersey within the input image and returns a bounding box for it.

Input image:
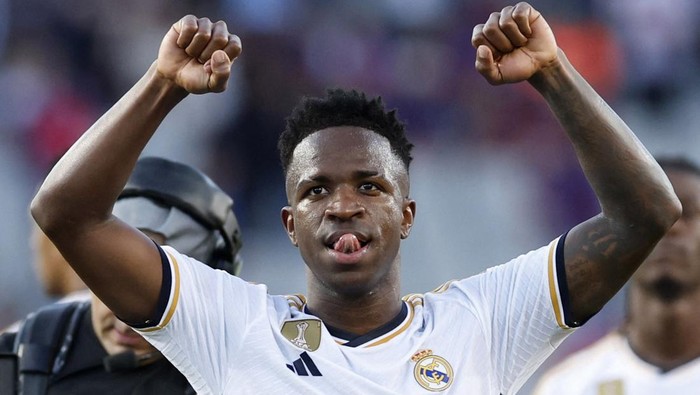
[533,332,700,395]
[134,237,576,394]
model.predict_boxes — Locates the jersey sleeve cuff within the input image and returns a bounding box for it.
[547,231,586,329]
[124,244,176,330]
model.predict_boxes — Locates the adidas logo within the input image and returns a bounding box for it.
[286,351,322,376]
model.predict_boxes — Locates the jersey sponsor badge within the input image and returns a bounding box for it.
[281,319,322,352]
[412,349,453,392]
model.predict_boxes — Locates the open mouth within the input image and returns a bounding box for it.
[325,233,370,254]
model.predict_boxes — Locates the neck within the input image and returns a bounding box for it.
[626,286,700,371]
[306,271,402,335]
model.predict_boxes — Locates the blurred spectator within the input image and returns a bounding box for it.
[30,220,86,299]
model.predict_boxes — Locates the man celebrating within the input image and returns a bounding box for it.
[31,3,680,394]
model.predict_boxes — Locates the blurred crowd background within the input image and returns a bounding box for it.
[1,0,699,392]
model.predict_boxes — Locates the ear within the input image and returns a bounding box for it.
[281,206,298,246]
[400,199,416,239]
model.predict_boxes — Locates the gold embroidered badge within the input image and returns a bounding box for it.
[597,380,624,395]
[281,319,322,352]
[412,349,454,392]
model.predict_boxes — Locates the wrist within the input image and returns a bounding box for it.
[147,61,189,100]
[528,48,571,94]
[143,62,189,112]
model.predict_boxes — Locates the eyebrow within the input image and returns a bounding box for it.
[296,170,383,190]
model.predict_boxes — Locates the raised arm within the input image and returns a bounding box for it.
[471,3,681,323]
[30,16,241,323]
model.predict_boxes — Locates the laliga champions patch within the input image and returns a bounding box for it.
[412,349,453,391]
[281,319,322,352]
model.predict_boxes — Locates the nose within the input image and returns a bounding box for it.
[324,186,365,221]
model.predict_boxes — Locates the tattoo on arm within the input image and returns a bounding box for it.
[565,217,654,322]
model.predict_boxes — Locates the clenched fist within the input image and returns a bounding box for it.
[156,15,242,94]
[471,2,557,85]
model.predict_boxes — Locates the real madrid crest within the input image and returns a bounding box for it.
[411,349,454,392]
[281,319,322,352]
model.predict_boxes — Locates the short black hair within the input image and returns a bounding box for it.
[656,156,700,177]
[278,88,413,175]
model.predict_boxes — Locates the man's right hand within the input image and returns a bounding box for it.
[471,2,557,85]
[156,15,242,94]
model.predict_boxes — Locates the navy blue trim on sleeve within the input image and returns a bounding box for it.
[122,244,172,329]
[556,231,588,328]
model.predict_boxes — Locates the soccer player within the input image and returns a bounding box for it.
[533,157,700,394]
[30,3,680,394]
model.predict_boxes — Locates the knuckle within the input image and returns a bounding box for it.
[181,17,197,30]
[212,34,228,47]
[482,23,500,36]
[499,19,516,29]
[195,31,212,41]
[512,8,527,19]
[230,35,243,53]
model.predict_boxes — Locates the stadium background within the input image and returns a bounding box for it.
[1,0,699,392]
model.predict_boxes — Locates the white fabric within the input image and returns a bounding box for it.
[136,238,573,395]
[533,332,700,395]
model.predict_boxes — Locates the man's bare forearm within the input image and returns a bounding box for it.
[529,50,681,321]
[530,50,678,230]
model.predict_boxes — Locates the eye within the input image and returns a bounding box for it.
[308,186,328,196]
[359,183,380,192]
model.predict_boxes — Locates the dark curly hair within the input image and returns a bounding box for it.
[278,89,413,175]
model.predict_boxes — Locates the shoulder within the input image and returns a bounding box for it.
[403,280,481,317]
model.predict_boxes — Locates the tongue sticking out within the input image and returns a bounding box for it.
[333,234,361,253]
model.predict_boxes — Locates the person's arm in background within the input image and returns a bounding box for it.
[31,16,241,323]
[471,2,681,324]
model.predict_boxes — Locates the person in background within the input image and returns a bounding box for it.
[0,156,242,395]
[533,156,700,395]
[30,221,86,299]
[0,222,88,335]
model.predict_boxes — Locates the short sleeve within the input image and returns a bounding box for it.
[443,235,577,394]
[133,246,269,394]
